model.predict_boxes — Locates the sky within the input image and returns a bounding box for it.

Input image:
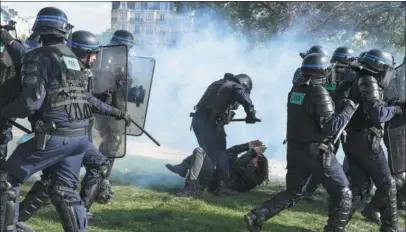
[2,1,111,34]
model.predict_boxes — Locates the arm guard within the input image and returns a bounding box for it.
[358,75,380,101]
[310,85,335,128]
[20,51,41,101]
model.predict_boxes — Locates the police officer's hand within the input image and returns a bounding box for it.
[246,111,261,124]
[248,140,263,149]
[341,99,357,111]
[0,30,14,45]
[119,111,132,127]
[394,105,403,116]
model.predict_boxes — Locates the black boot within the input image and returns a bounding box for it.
[361,203,381,225]
[16,222,35,232]
[215,180,238,196]
[244,192,293,232]
[176,179,201,198]
[165,163,187,178]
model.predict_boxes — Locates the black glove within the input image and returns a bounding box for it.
[245,111,261,124]
[394,105,403,116]
[341,99,357,111]
[0,30,14,45]
[111,108,131,126]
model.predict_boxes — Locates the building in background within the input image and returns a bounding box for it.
[111,2,194,50]
[1,6,32,40]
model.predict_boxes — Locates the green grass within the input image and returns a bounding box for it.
[21,181,405,232]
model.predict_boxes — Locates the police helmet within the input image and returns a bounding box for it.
[69,30,100,68]
[360,49,394,73]
[31,7,73,40]
[330,46,355,65]
[300,45,328,59]
[110,30,135,48]
[301,53,330,82]
[235,74,253,92]
[1,8,11,27]
[357,51,367,63]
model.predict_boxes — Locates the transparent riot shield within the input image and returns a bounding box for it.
[91,44,128,158]
[384,62,405,102]
[126,56,156,136]
[385,62,406,174]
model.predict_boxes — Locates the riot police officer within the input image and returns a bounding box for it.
[0,7,130,232]
[302,47,358,201]
[292,45,328,85]
[183,73,260,196]
[0,8,26,164]
[361,54,406,225]
[244,53,357,232]
[18,30,132,224]
[343,49,404,232]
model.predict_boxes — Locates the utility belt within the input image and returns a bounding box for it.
[309,141,336,168]
[34,120,88,150]
[290,140,336,168]
[190,105,234,130]
[347,126,383,151]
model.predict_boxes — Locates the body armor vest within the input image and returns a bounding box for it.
[196,79,238,117]
[348,76,383,130]
[38,44,92,121]
[286,85,328,143]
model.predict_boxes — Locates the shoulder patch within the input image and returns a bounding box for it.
[289,91,306,105]
[62,56,81,71]
[324,83,337,91]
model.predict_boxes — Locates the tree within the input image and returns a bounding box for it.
[175,2,405,52]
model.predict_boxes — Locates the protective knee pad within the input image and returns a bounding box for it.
[99,132,122,157]
[49,185,87,232]
[326,187,352,229]
[0,170,16,231]
[19,177,52,222]
[95,179,114,204]
[80,162,110,210]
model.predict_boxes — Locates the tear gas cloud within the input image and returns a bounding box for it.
[129,13,383,164]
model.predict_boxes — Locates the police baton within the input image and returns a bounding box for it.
[130,119,160,146]
[332,103,359,145]
[2,118,32,134]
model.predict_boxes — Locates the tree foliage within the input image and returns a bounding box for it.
[174,2,405,51]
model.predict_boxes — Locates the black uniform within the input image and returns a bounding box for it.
[343,49,403,232]
[244,53,357,232]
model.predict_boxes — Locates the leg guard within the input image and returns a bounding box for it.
[244,190,297,232]
[376,177,399,232]
[80,161,110,210]
[19,175,52,222]
[394,172,406,210]
[49,185,88,232]
[325,187,352,232]
[0,171,16,232]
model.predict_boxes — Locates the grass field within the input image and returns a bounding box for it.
[21,180,405,232]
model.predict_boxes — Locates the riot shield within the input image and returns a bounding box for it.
[91,44,128,158]
[126,56,156,136]
[384,62,405,102]
[385,62,406,174]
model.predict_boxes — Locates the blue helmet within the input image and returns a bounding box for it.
[110,30,135,48]
[29,7,73,41]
